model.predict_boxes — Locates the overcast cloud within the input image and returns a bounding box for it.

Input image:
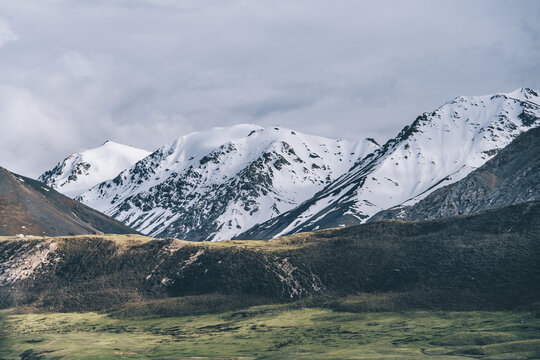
[0,0,539,177]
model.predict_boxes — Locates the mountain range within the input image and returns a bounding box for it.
[49,125,378,241]
[38,88,540,240]
[239,88,540,239]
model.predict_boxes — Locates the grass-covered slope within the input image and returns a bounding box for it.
[0,166,137,236]
[1,200,539,312]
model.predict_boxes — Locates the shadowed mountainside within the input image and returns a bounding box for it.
[0,166,136,236]
[1,200,539,312]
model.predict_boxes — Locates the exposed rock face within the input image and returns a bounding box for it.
[370,126,540,221]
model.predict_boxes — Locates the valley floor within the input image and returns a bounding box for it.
[1,305,540,359]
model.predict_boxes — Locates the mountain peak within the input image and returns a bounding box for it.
[99,140,141,149]
[37,89,540,242]
[508,87,539,101]
[39,142,150,198]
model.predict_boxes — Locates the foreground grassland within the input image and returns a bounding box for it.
[1,305,539,359]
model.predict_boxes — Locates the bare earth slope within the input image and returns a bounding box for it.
[0,166,136,236]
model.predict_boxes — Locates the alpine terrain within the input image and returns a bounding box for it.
[39,141,150,198]
[77,125,378,241]
[238,88,540,239]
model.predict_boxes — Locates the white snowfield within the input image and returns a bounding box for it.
[38,88,540,241]
[39,141,151,198]
[77,124,378,241]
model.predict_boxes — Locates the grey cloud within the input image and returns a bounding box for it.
[235,96,317,118]
[0,0,538,177]
[0,17,17,46]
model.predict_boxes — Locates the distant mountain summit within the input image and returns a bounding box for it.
[39,141,150,197]
[78,124,378,241]
[238,88,540,239]
[0,166,136,236]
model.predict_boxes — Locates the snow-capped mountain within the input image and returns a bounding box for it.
[78,125,378,241]
[238,88,540,239]
[39,141,151,198]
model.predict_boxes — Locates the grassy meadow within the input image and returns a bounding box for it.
[1,296,539,359]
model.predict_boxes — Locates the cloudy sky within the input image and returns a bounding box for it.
[0,0,539,177]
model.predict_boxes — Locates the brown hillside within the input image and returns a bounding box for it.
[0,166,136,236]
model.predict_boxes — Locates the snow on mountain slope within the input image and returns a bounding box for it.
[369,126,540,222]
[78,124,378,241]
[39,141,151,198]
[238,88,540,240]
